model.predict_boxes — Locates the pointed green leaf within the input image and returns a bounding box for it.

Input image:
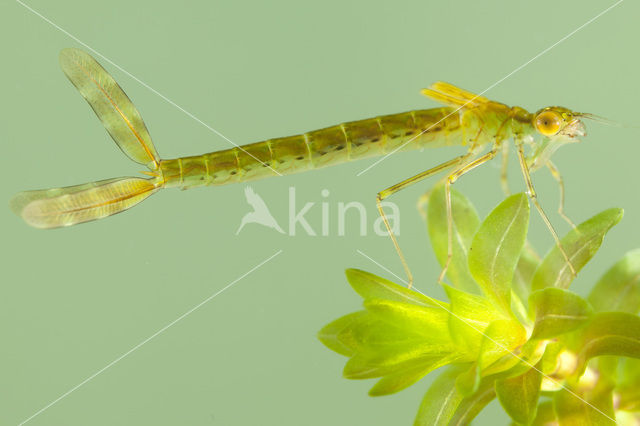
[317,311,368,356]
[363,300,451,343]
[588,248,640,314]
[343,344,458,379]
[318,310,429,357]
[427,184,481,293]
[339,306,459,380]
[345,269,444,307]
[368,363,433,396]
[529,288,593,340]
[531,208,623,291]
[443,285,504,354]
[468,193,530,313]
[448,379,496,426]
[414,366,466,426]
[495,364,542,425]
[578,311,640,368]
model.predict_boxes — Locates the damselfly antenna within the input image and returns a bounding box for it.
[579,112,627,128]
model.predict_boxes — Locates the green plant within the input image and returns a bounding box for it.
[318,185,640,425]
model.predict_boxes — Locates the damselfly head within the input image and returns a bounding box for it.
[533,107,586,141]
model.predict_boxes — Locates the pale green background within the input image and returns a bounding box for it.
[2,1,639,425]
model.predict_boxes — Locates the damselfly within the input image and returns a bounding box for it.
[12,48,596,285]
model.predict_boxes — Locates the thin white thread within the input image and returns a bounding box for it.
[356,249,408,285]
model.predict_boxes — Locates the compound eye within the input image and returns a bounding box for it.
[535,111,562,136]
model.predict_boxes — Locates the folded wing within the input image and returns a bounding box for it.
[421,81,490,109]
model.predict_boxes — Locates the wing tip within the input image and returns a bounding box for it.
[9,195,53,229]
[9,191,31,217]
[59,48,95,76]
[59,47,78,65]
[59,47,84,58]
[21,201,58,229]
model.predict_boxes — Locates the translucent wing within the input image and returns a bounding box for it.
[10,177,158,229]
[421,81,490,108]
[59,48,160,169]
